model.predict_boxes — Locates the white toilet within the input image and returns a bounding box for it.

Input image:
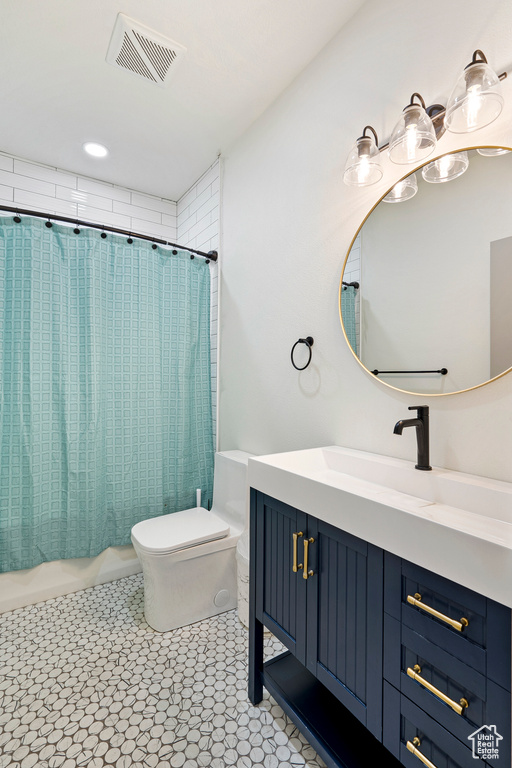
[131,450,253,632]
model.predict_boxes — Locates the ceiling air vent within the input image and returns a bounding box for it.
[106,14,186,87]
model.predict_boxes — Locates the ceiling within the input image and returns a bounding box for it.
[0,0,366,201]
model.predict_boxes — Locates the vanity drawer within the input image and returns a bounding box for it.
[383,683,501,768]
[384,615,511,762]
[384,554,511,690]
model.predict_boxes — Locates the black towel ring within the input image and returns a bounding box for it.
[291,336,314,371]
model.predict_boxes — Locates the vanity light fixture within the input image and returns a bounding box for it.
[421,151,469,183]
[388,93,437,165]
[343,50,506,189]
[343,126,383,186]
[382,173,418,203]
[444,50,504,133]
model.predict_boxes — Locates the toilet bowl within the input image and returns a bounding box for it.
[131,450,253,632]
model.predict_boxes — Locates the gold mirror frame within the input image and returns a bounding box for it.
[339,145,512,397]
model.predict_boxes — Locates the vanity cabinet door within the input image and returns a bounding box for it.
[254,493,308,664]
[305,517,384,739]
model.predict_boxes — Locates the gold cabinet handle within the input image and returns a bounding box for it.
[303,537,314,580]
[407,593,469,632]
[406,737,438,768]
[407,665,469,716]
[292,532,303,573]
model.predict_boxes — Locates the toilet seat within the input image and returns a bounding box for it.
[131,507,230,555]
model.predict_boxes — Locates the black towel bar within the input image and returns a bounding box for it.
[371,368,448,376]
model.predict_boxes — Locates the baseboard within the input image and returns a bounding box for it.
[0,545,142,613]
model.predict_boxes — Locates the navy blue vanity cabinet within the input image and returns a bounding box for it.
[248,490,511,768]
[249,491,395,768]
[383,553,511,767]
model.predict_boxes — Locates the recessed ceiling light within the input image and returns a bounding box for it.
[83,142,109,158]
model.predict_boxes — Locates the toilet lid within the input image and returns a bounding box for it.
[131,507,230,554]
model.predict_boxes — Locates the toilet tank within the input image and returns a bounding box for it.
[211,450,254,532]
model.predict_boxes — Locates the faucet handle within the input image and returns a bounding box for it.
[408,405,429,414]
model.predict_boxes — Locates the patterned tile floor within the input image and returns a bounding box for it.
[0,574,326,768]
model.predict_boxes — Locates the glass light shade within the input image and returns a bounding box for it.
[444,61,503,133]
[382,173,418,203]
[388,104,436,165]
[421,152,469,183]
[343,135,383,186]
[476,146,511,157]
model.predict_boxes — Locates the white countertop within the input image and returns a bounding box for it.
[248,446,512,608]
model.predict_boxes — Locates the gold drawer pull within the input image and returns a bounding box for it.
[407,665,469,716]
[292,532,303,572]
[303,537,314,580]
[407,593,469,632]
[407,737,438,768]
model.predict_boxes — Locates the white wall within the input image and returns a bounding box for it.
[220,0,512,483]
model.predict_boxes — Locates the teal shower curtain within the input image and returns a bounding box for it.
[0,217,214,572]
[341,285,358,354]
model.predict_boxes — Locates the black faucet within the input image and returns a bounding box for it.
[393,405,432,471]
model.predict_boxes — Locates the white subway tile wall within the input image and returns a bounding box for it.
[343,233,361,355]
[0,152,177,239]
[177,159,221,449]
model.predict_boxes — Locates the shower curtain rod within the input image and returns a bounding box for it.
[0,204,218,262]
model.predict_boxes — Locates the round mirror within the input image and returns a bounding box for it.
[339,146,512,395]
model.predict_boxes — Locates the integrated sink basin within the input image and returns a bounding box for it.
[248,446,512,608]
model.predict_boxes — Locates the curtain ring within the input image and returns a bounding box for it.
[291,336,314,371]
